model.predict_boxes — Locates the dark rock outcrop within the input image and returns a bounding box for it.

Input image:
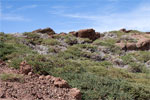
[136,38,150,50]
[69,29,100,40]
[120,28,132,33]
[32,27,55,35]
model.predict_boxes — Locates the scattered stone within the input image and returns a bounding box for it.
[0,65,81,100]
[45,75,51,80]
[28,72,32,76]
[0,89,5,98]
[39,75,45,80]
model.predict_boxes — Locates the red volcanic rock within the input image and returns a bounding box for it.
[116,43,136,51]
[136,38,150,50]
[116,38,150,51]
[20,61,32,74]
[77,29,96,40]
[69,29,100,40]
[53,77,70,88]
[32,27,55,35]
[69,88,81,100]
[126,43,137,50]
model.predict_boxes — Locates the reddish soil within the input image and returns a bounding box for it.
[0,61,81,100]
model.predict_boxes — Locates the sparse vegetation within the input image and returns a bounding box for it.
[42,38,60,46]
[0,73,24,82]
[23,32,43,45]
[1,30,150,100]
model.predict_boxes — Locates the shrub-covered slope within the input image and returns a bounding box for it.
[1,28,150,100]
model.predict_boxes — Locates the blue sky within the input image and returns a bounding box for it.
[1,0,150,33]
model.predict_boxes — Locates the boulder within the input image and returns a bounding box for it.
[125,43,137,50]
[20,61,32,74]
[136,38,150,50]
[116,43,136,51]
[53,77,70,88]
[69,29,100,40]
[32,27,55,35]
[69,88,81,100]
[77,29,98,40]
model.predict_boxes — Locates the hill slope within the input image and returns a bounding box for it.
[1,28,150,100]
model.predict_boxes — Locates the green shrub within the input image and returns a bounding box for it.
[79,38,93,43]
[93,39,122,54]
[9,57,23,69]
[48,47,61,53]
[53,71,150,100]
[24,54,54,74]
[65,36,78,45]
[24,32,42,45]
[109,31,126,37]
[74,44,97,52]
[132,51,150,63]
[121,54,134,65]
[57,46,83,59]
[0,42,15,60]
[42,39,60,46]
[128,62,148,73]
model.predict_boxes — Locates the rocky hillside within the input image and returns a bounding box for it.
[1,28,150,100]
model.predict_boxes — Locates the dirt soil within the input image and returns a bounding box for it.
[0,61,81,100]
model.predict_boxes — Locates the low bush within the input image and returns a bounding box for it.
[74,44,97,52]
[23,32,42,45]
[132,51,150,63]
[65,36,78,45]
[42,39,60,46]
[128,62,148,73]
[0,42,15,60]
